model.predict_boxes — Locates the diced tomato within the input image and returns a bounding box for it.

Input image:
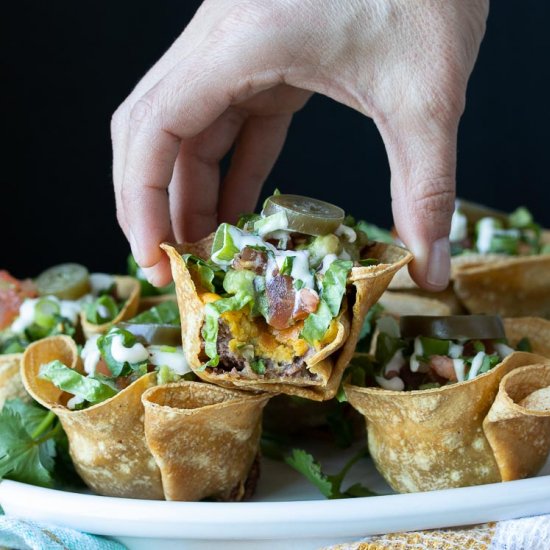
[0,271,38,330]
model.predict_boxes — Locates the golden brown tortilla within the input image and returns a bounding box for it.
[345,352,549,493]
[453,255,550,317]
[484,363,550,481]
[378,290,452,318]
[0,353,30,409]
[162,238,412,401]
[21,335,270,501]
[21,335,164,499]
[142,381,270,501]
[80,275,141,339]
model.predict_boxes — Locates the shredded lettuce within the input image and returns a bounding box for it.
[321,260,353,317]
[211,223,239,263]
[182,254,224,293]
[301,300,333,346]
[355,221,394,244]
[84,295,120,324]
[301,260,352,345]
[280,256,294,276]
[129,301,180,325]
[39,360,117,405]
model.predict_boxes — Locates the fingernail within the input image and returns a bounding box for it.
[128,229,141,263]
[427,237,451,288]
[142,266,160,286]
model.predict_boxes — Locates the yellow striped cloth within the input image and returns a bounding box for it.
[325,515,550,550]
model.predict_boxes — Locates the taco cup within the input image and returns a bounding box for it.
[388,200,550,317]
[163,194,412,400]
[344,314,550,492]
[0,353,28,410]
[21,334,269,500]
[1,266,142,354]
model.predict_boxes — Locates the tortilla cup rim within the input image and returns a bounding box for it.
[344,351,548,397]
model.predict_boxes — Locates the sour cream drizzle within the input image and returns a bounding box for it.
[110,334,149,364]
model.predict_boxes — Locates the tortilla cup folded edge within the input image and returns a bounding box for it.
[21,335,164,499]
[483,361,550,482]
[80,275,141,338]
[0,353,28,410]
[161,239,412,401]
[344,350,549,493]
[142,380,271,501]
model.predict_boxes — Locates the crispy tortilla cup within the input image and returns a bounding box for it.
[80,275,141,339]
[378,290,452,318]
[162,239,412,401]
[21,335,164,499]
[143,381,269,501]
[483,363,550,482]
[21,335,270,501]
[452,251,550,317]
[344,317,550,493]
[0,353,30,409]
[389,201,550,318]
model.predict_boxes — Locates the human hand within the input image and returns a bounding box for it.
[112,0,489,290]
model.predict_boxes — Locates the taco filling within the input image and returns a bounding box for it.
[449,202,549,257]
[354,314,531,391]
[39,302,192,409]
[180,194,381,381]
[0,264,134,354]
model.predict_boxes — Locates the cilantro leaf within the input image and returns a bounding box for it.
[285,447,377,499]
[0,408,55,487]
[285,449,333,498]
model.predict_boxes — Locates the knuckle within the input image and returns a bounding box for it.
[110,105,128,136]
[129,97,156,128]
[410,178,455,224]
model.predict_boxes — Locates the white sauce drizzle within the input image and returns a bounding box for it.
[111,334,149,364]
[449,207,468,242]
[384,349,405,376]
[495,343,514,359]
[335,224,356,243]
[467,351,486,380]
[410,337,424,373]
[453,359,466,382]
[448,343,464,359]
[148,346,190,375]
[81,334,101,375]
[375,375,405,391]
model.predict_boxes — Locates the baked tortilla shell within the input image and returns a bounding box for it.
[484,363,550,482]
[162,239,412,401]
[378,290,452,318]
[453,254,550,317]
[80,275,141,339]
[503,317,550,357]
[345,351,549,493]
[142,381,270,501]
[21,335,163,499]
[0,353,30,410]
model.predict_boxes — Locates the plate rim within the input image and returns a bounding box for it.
[2,473,550,540]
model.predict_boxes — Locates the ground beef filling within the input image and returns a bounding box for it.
[209,320,319,381]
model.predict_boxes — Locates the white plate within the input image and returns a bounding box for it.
[2,442,550,550]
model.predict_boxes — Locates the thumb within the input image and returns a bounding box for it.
[377,114,458,291]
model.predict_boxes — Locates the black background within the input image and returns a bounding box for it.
[3,1,549,277]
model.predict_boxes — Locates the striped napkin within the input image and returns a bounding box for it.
[326,514,550,550]
[0,515,125,550]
